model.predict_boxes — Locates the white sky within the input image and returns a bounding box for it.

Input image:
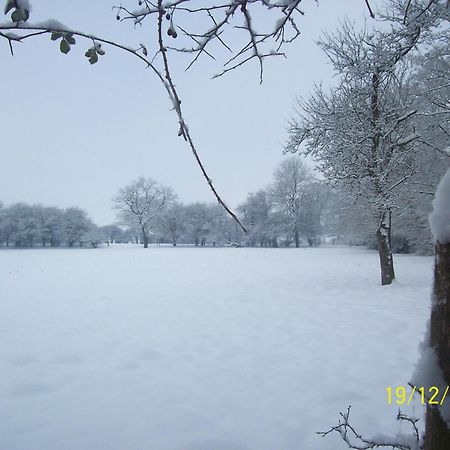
[1,0,377,225]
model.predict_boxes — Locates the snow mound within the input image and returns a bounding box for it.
[429,168,450,244]
[411,319,450,427]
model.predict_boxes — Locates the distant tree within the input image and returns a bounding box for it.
[320,188,373,245]
[301,181,328,246]
[36,206,65,247]
[113,177,174,248]
[0,203,99,248]
[80,226,107,248]
[100,224,125,244]
[183,202,213,246]
[239,190,275,247]
[5,203,39,247]
[208,204,245,246]
[62,207,91,247]
[0,202,16,246]
[268,157,314,248]
[157,201,186,246]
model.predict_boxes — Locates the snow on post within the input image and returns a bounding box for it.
[429,169,450,244]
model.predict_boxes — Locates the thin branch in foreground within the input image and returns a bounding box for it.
[0,16,247,232]
[317,406,422,450]
[364,0,376,18]
[155,0,247,231]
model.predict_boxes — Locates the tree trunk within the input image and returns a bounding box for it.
[294,228,299,248]
[424,242,450,449]
[142,230,149,248]
[376,211,395,285]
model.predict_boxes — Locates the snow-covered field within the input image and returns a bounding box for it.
[0,245,433,450]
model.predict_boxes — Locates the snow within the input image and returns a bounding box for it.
[371,432,421,450]
[396,133,420,146]
[0,19,70,31]
[30,19,68,30]
[411,342,449,425]
[0,246,433,450]
[429,168,450,244]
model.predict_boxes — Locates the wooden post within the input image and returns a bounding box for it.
[424,243,450,448]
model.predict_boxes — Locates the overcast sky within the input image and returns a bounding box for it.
[1,0,378,225]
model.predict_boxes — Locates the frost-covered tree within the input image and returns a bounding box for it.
[384,30,450,254]
[100,224,126,244]
[80,226,107,248]
[4,203,39,246]
[0,202,98,247]
[208,204,245,246]
[413,39,450,159]
[182,202,214,246]
[0,202,16,246]
[268,157,314,248]
[113,177,174,248]
[301,180,328,246]
[62,207,92,247]
[157,201,186,247]
[286,1,449,284]
[35,206,65,247]
[239,189,277,247]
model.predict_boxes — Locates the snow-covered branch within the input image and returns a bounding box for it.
[113,0,305,82]
[318,406,423,450]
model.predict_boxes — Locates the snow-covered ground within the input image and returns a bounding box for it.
[0,245,433,450]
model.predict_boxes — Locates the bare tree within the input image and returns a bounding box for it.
[285,0,449,283]
[269,157,313,248]
[183,202,213,246]
[113,177,174,248]
[239,189,277,247]
[157,201,186,246]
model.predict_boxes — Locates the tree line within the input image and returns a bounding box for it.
[0,152,443,252]
[0,203,109,248]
